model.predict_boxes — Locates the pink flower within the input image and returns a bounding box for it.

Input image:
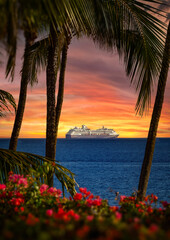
[120,195,126,202]
[0,184,6,190]
[17,178,28,187]
[47,187,62,197]
[9,174,23,183]
[74,213,80,221]
[134,217,140,223]
[46,209,53,217]
[115,211,122,220]
[40,184,49,193]
[87,215,94,221]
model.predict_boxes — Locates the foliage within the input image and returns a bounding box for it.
[0,149,77,195]
[0,89,16,117]
[1,0,168,115]
[0,173,169,240]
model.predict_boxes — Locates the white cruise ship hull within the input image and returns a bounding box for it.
[66,135,119,139]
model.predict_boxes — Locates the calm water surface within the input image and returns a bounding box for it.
[0,138,169,205]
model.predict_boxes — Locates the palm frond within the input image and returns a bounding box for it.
[0,148,77,196]
[5,0,17,82]
[100,0,167,115]
[0,89,16,117]
[22,37,49,86]
[42,0,167,115]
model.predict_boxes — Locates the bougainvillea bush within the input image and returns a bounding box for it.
[0,173,169,240]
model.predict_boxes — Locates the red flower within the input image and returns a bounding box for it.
[153,195,158,201]
[138,208,144,213]
[93,198,102,206]
[161,201,169,208]
[110,206,119,212]
[20,207,24,212]
[79,187,87,194]
[14,207,19,212]
[15,191,24,198]
[144,196,148,202]
[26,213,39,226]
[73,193,82,201]
[88,194,94,199]
[0,184,6,190]
[147,206,153,214]
[149,224,159,233]
[86,199,93,207]
[10,198,24,206]
[76,225,90,238]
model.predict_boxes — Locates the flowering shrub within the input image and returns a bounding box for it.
[0,173,169,240]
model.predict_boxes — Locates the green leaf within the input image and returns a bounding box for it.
[0,148,77,196]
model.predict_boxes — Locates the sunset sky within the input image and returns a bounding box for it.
[0,35,170,138]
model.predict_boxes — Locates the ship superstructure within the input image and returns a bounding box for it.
[66,125,119,139]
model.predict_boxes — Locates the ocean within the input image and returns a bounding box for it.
[0,138,169,205]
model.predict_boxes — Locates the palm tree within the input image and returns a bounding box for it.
[0,1,79,194]
[44,0,166,187]
[0,89,77,196]
[138,22,170,200]
[46,29,71,186]
[1,0,167,188]
[8,0,49,150]
[55,35,71,140]
[9,26,37,150]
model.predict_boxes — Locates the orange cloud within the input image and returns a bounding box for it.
[0,37,170,138]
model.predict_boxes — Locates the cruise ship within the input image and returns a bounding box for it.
[66,125,119,139]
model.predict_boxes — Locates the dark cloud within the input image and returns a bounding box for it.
[67,55,129,89]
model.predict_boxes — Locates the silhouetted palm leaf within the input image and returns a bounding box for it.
[42,0,167,115]
[5,0,17,82]
[0,89,16,117]
[0,148,77,195]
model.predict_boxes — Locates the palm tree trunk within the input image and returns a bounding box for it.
[9,30,37,151]
[46,25,59,186]
[137,22,170,200]
[55,36,71,139]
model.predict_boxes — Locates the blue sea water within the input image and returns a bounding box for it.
[0,138,170,205]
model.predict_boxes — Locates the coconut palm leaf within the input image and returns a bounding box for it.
[5,0,17,82]
[0,148,77,196]
[41,0,167,115]
[0,89,16,117]
[21,37,49,86]
[92,0,167,115]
